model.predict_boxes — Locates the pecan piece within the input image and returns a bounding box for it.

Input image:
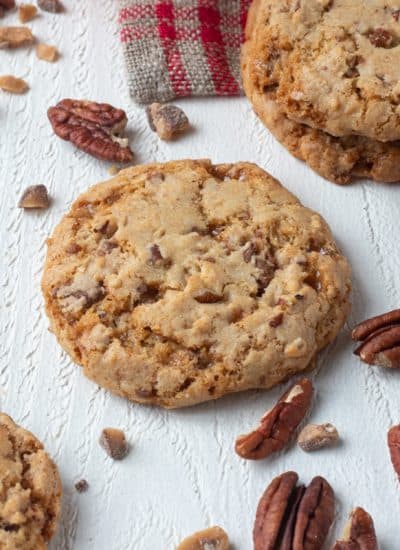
[38,0,63,12]
[297,423,339,452]
[352,309,400,368]
[146,102,189,140]
[176,526,229,550]
[388,424,400,480]
[74,479,89,493]
[48,99,133,162]
[333,507,377,550]
[0,26,34,48]
[235,378,313,460]
[253,472,334,550]
[369,28,393,48]
[99,428,129,460]
[18,185,49,209]
[194,289,223,304]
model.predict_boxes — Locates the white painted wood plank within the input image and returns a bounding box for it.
[0,1,399,548]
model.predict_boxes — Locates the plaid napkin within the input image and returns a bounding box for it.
[118,0,251,103]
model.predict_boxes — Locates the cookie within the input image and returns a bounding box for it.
[245,0,400,142]
[0,413,62,549]
[242,0,400,184]
[42,160,351,408]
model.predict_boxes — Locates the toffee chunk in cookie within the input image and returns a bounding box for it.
[42,160,351,408]
[0,413,62,549]
[242,0,400,184]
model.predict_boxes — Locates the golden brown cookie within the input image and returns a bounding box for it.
[0,413,62,549]
[42,160,351,408]
[246,0,400,142]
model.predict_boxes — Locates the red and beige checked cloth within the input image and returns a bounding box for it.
[118,0,252,103]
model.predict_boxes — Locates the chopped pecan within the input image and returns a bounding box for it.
[176,526,229,550]
[146,102,189,140]
[297,423,339,452]
[352,309,400,368]
[253,472,335,550]
[0,26,34,48]
[48,99,133,162]
[369,28,393,48]
[18,4,37,23]
[333,507,377,550]
[194,289,223,304]
[388,424,400,480]
[235,378,313,460]
[269,312,283,328]
[255,257,276,296]
[243,241,258,262]
[99,428,128,460]
[74,479,89,493]
[36,43,58,62]
[18,185,49,209]
[38,0,63,12]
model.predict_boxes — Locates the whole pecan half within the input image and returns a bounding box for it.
[388,424,400,480]
[235,378,313,460]
[333,507,378,550]
[48,99,133,162]
[352,309,400,368]
[253,472,335,550]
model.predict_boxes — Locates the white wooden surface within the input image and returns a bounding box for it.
[1,2,400,549]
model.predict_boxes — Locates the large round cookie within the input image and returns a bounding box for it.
[242,0,400,184]
[42,160,351,408]
[246,0,400,142]
[0,413,62,549]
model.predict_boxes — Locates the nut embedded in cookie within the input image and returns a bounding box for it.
[47,99,133,162]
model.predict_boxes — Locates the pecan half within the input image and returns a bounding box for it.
[292,476,335,549]
[388,424,400,480]
[352,309,400,368]
[0,26,34,48]
[253,472,335,550]
[333,507,378,550]
[235,378,313,460]
[48,99,133,162]
[297,423,339,452]
[176,526,229,550]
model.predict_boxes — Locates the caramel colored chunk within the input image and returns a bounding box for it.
[99,428,128,460]
[18,4,37,23]
[18,185,50,209]
[0,26,34,48]
[177,526,230,550]
[0,75,29,93]
[36,42,59,62]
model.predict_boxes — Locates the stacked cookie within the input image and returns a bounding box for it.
[242,0,400,184]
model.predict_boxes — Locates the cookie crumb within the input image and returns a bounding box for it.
[19,4,37,22]
[74,479,89,493]
[0,75,28,93]
[99,428,129,460]
[18,184,50,209]
[36,43,59,62]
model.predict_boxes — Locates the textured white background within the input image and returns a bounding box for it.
[1,2,400,549]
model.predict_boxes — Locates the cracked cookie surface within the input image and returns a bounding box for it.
[247,0,400,142]
[242,0,400,184]
[42,160,351,408]
[0,413,62,549]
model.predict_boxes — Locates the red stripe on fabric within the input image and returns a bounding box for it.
[198,0,240,95]
[155,0,192,96]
